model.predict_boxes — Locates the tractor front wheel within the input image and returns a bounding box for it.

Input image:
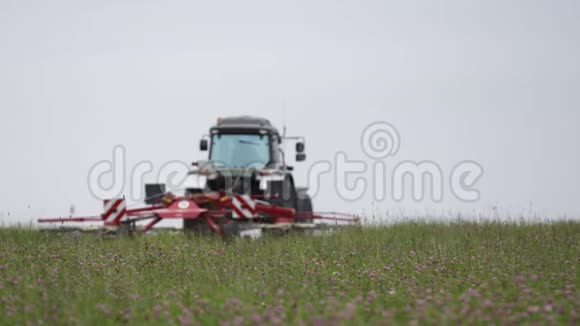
[268,175,297,210]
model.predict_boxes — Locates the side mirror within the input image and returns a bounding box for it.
[296,142,305,153]
[296,153,306,162]
[199,139,208,151]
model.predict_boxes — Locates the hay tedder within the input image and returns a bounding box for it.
[38,116,359,238]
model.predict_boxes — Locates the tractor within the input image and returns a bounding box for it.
[145,116,313,233]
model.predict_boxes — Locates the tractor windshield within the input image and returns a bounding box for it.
[210,134,270,169]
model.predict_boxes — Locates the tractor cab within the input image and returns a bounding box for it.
[143,116,314,231]
[191,116,311,214]
[199,116,305,170]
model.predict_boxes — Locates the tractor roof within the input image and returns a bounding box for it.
[212,116,279,134]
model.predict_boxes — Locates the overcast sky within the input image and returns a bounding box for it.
[1,0,579,226]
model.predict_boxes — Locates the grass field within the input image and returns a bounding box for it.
[0,222,578,325]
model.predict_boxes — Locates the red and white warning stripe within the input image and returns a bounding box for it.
[102,197,127,225]
[231,194,256,219]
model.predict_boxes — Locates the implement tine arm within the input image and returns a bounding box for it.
[38,216,103,223]
[294,212,361,224]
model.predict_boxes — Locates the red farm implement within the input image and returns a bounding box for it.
[38,192,359,239]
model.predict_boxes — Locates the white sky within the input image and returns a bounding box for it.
[1,0,579,225]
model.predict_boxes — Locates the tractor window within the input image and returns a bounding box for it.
[210,134,270,169]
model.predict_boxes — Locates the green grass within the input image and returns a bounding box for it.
[0,222,578,325]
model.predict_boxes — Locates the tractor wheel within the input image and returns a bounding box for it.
[296,189,313,213]
[296,189,313,224]
[269,175,297,210]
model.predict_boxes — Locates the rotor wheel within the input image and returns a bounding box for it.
[183,189,214,234]
[221,220,261,240]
